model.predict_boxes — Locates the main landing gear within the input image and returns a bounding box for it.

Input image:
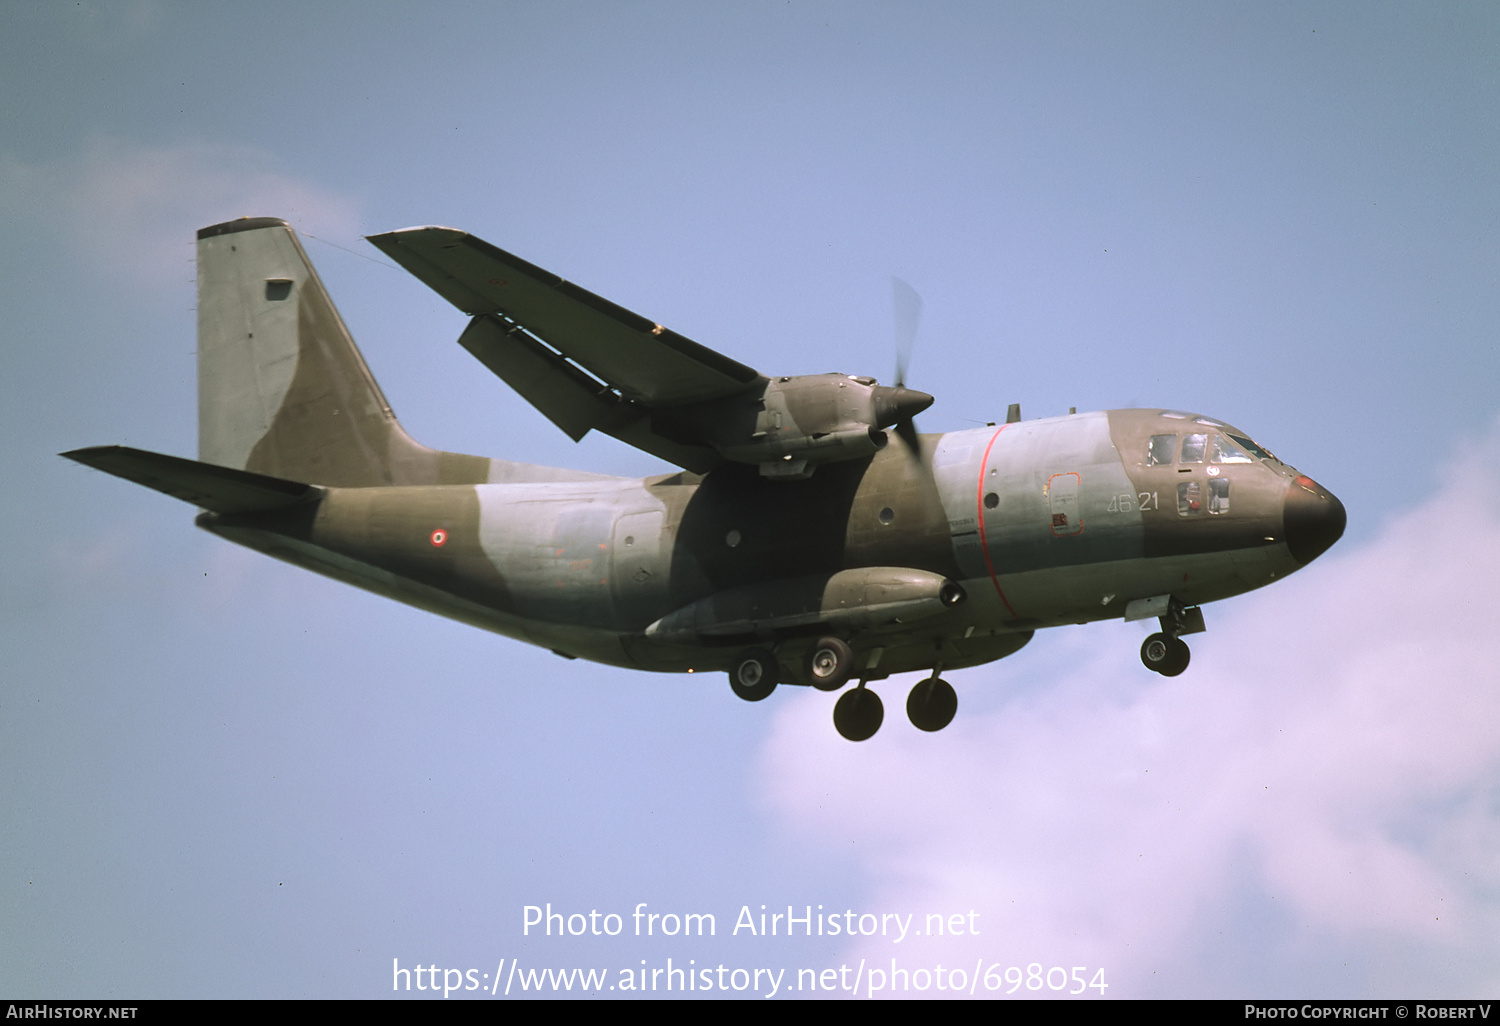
[835,649,957,742]
[906,676,958,732]
[806,636,854,691]
[833,685,883,741]
[832,674,957,740]
[731,635,856,702]
[726,640,958,742]
[728,648,778,701]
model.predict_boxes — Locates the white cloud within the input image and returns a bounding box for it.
[0,138,360,287]
[758,430,1500,997]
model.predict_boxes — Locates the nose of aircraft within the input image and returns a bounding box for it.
[1283,475,1346,565]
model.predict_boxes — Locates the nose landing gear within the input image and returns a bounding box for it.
[1140,633,1190,676]
[1136,598,1201,676]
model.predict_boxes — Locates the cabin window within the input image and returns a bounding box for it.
[1208,478,1230,514]
[1210,435,1254,464]
[1148,434,1175,466]
[1180,434,1207,463]
[1177,480,1204,516]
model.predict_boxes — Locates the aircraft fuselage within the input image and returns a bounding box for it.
[69,215,1345,739]
[200,406,1340,683]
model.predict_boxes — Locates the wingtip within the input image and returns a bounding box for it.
[60,444,116,465]
[366,225,466,242]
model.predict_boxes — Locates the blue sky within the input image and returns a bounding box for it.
[3,1,1498,999]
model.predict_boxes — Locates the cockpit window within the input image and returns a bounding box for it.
[1148,434,1175,466]
[1210,435,1254,464]
[1228,433,1278,462]
[1180,433,1207,463]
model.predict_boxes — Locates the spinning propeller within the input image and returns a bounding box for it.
[883,276,933,461]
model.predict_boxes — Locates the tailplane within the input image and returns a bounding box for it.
[62,445,319,514]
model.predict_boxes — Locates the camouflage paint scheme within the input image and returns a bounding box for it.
[65,218,1345,705]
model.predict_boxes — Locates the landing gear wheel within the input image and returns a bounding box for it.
[1140,633,1191,677]
[1141,633,1171,672]
[1161,637,1190,676]
[728,648,778,701]
[806,636,854,692]
[833,687,884,741]
[907,677,957,732]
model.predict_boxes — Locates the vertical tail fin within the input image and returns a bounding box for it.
[194,216,619,488]
[197,216,469,486]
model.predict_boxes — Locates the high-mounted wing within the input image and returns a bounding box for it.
[371,227,934,480]
[368,227,761,406]
[368,227,766,472]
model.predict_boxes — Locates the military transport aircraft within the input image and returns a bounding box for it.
[64,217,1346,741]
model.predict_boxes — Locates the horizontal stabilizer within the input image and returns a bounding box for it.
[62,446,321,514]
[367,226,762,408]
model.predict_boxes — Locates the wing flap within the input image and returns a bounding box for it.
[368,227,762,407]
[457,317,722,473]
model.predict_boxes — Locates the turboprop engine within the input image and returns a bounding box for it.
[653,372,934,478]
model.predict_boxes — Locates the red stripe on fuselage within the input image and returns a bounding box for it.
[976,425,1019,618]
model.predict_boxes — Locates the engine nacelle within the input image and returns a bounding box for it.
[653,372,932,478]
[719,424,889,478]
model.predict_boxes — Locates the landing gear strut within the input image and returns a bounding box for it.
[728,648,778,701]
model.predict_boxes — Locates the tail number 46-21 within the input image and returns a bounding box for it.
[1107,492,1159,513]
